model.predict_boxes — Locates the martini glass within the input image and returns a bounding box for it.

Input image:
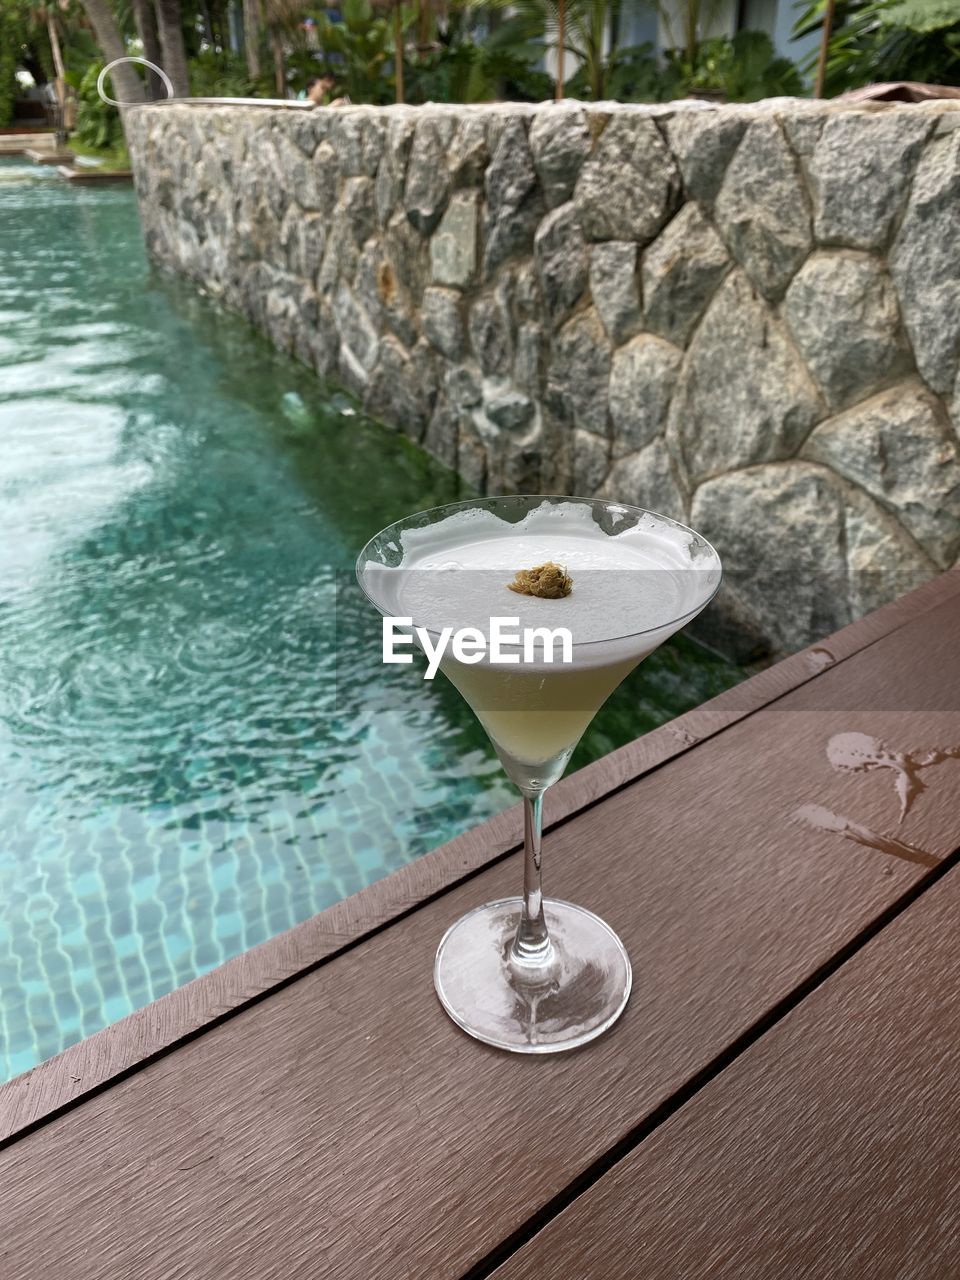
[357,496,721,1053]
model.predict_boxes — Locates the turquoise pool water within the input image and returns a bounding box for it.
[0,158,743,1083]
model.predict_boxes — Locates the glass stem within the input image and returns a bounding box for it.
[511,789,553,970]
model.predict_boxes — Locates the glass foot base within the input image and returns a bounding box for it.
[434,897,632,1054]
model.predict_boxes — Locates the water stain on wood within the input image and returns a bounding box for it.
[826,732,960,822]
[793,802,938,868]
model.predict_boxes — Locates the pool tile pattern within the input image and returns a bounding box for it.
[0,160,743,1083]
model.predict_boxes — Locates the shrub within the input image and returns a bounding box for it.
[0,9,19,127]
[68,61,124,152]
[188,49,255,98]
[795,0,960,93]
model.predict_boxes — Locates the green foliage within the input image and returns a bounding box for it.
[565,41,663,100]
[0,0,44,127]
[558,0,618,99]
[67,61,124,152]
[286,49,345,98]
[602,43,664,101]
[500,0,802,102]
[187,49,255,98]
[571,30,802,103]
[314,0,397,104]
[504,0,618,98]
[669,30,805,100]
[404,12,553,104]
[794,0,960,93]
[883,0,960,32]
[68,136,131,169]
[0,8,18,128]
[62,24,102,80]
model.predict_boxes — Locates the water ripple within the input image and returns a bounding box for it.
[0,157,743,1086]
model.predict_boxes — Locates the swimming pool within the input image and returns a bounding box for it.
[0,158,743,1082]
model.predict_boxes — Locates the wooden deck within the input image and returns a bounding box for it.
[56,164,133,184]
[2,572,959,1278]
[0,132,56,157]
[25,147,74,166]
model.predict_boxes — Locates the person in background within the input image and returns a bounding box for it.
[300,75,349,107]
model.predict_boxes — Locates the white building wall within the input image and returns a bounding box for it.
[617,0,821,68]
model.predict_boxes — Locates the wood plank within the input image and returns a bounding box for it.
[2,572,956,1144]
[490,861,960,1280]
[57,164,132,184]
[1,591,959,1279]
[24,147,73,164]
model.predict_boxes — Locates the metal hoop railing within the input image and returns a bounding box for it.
[96,57,175,107]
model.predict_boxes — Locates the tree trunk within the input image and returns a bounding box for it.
[271,29,286,96]
[46,14,66,106]
[591,0,605,99]
[130,0,165,99]
[154,0,191,97]
[46,14,68,140]
[555,0,565,100]
[80,0,145,104]
[814,0,837,98]
[243,0,261,79]
[393,3,404,104]
[199,0,215,47]
[685,0,699,65]
[416,0,429,49]
[227,0,243,55]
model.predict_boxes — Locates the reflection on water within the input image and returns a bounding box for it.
[0,159,743,1082]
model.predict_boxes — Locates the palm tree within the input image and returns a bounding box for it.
[153,0,190,96]
[384,0,481,104]
[130,0,165,98]
[566,0,615,98]
[392,0,404,102]
[80,0,145,102]
[506,0,618,100]
[260,0,305,95]
[813,0,836,96]
[555,0,565,98]
[243,0,261,80]
[655,0,724,64]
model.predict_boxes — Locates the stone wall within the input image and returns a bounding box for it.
[126,98,960,657]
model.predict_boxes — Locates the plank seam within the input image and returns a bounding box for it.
[458,842,960,1280]
[1,579,956,1147]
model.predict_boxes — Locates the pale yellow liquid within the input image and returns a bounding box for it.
[441,653,647,772]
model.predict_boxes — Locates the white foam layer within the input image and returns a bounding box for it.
[365,500,719,651]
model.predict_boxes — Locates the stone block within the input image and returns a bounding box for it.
[601,438,687,522]
[664,109,747,206]
[784,250,911,410]
[667,271,823,482]
[483,117,543,279]
[609,334,682,457]
[422,287,465,360]
[808,110,932,250]
[546,307,611,435]
[534,202,589,327]
[890,131,960,395]
[642,203,729,346]
[574,114,680,243]
[529,106,592,209]
[714,119,811,301]
[802,382,960,567]
[430,192,479,289]
[589,242,641,346]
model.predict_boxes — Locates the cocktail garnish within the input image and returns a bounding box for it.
[507,562,573,599]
